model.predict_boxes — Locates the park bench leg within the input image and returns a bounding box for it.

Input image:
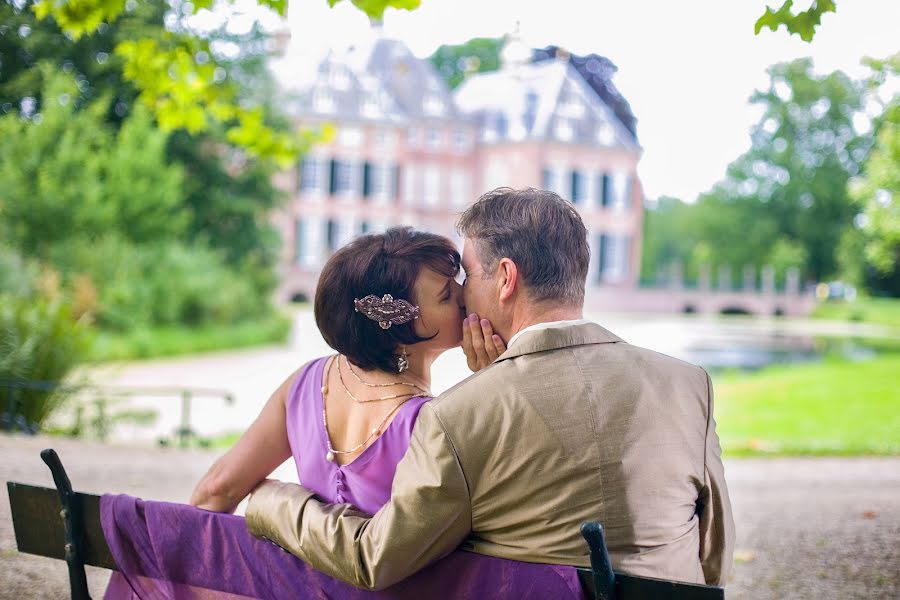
[581,522,616,600]
[40,448,93,600]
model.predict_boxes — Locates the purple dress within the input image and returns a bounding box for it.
[101,356,584,599]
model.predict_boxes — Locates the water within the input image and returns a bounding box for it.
[78,309,896,445]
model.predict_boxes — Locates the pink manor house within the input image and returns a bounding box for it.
[272,32,644,303]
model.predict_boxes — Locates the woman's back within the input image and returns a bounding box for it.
[287,356,431,515]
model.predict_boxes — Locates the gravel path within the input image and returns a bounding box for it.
[2,434,897,600]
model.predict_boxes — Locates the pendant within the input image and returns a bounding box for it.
[325,451,335,462]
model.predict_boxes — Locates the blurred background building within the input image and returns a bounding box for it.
[272,28,644,302]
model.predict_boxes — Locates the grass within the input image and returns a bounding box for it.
[90,312,292,361]
[812,296,900,328]
[715,354,900,457]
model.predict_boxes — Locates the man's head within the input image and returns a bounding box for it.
[457,187,590,337]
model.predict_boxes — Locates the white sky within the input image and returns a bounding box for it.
[261,0,900,202]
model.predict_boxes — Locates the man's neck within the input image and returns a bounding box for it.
[506,304,585,342]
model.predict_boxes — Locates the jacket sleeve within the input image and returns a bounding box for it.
[698,370,736,586]
[245,404,472,590]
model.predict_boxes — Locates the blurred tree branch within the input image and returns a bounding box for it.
[29,0,418,163]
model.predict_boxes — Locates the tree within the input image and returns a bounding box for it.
[706,59,867,282]
[839,54,900,295]
[641,59,871,286]
[0,67,185,258]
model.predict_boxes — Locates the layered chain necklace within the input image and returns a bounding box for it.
[322,356,432,463]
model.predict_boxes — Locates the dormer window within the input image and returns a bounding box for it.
[330,66,350,90]
[598,122,615,145]
[362,93,380,117]
[424,94,445,116]
[313,89,334,113]
[555,118,573,142]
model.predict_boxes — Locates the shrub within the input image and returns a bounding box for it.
[0,294,94,427]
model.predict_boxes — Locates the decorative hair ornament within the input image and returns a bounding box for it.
[354,294,420,329]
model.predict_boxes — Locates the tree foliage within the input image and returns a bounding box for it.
[0,66,185,257]
[839,54,900,295]
[429,37,503,90]
[755,0,837,42]
[642,59,871,288]
[23,0,417,161]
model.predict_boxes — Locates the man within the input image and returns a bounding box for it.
[247,187,734,590]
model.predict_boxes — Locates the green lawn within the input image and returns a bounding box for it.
[715,354,900,456]
[90,312,292,361]
[812,296,900,328]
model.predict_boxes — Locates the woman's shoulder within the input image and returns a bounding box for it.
[284,355,333,409]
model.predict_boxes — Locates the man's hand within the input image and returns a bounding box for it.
[462,313,507,372]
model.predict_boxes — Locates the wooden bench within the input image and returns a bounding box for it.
[7,449,725,599]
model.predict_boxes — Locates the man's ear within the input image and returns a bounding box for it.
[496,258,518,303]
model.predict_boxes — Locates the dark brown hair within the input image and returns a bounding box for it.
[457,187,590,304]
[315,227,460,372]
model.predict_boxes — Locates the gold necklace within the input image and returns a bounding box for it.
[334,355,429,403]
[344,356,430,395]
[322,357,424,462]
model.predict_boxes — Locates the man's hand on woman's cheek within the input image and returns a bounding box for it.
[461,313,507,372]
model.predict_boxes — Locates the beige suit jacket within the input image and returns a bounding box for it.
[247,323,735,590]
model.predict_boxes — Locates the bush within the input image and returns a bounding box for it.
[0,294,94,427]
[50,237,271,331]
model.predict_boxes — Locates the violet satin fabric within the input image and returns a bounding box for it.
[101,356,585,599]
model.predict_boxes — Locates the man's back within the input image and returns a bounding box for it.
[246,322,734,590]
[430,322,734,585]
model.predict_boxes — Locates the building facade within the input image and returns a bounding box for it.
[273,34,644,302]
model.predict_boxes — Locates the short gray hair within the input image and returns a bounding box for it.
[457,187,590,305]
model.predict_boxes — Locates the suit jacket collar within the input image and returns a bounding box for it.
[496,322,623,362]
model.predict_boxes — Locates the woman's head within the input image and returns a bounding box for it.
[315,227,464,372]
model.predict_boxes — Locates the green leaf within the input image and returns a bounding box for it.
[754,0,837,42]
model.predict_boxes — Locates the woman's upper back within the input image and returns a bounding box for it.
[285,356,431,515]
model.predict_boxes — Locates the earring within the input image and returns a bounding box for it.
[398,347,409,373]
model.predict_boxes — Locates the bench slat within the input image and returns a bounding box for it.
[7,482,116,570]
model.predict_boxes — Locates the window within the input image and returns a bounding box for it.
[326,219,338,252]
[299,157,322,193]
[330,65,350,90]
[598,123,615,146]
[495,112,508,140]
[599,173,612,207]
[571,170,587,204]
[362,93,380,117]
[485,159,509,192]
[449,169,469,208]
[554,118,573,142]
[313,89,334,113]
[423,165,441,207]
[406,127,419,149]
[612,172,629,210]
[597,234,630,283]
[293,218,305,264]
[453,128,469,153]
[426,128,442,151]
[523,91,538,133]
[364,162,394,203]
[424,94,445,116]
[329,160,354,195]
[374,129,396,151]
[403,164,417,206]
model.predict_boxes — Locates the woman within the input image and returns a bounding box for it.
[188,226,499,514]
[103,227,581,598]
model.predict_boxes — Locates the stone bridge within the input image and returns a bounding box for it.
[585,265,816,317]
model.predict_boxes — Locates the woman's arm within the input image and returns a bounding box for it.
[189,369,299,513]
